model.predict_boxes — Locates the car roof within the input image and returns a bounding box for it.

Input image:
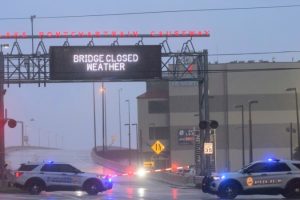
[250,159,300,164]
[20,161,68,165]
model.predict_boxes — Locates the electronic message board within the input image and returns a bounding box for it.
[49,45,161,81]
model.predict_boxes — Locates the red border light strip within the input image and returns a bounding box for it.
[0,30,210,39]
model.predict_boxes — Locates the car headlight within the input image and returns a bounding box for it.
[137,168,147,177]
[97,175,106,179]
[213,176,221,181]
[213,175,225,181]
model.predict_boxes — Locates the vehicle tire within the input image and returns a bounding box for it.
[282,180,300,199]
[217,182,239,199]
[85,180,101,195]
[27,180,44,195]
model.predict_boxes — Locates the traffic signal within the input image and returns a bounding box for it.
[199,121,210,130]
[7,119,16,128]
[209,120,219,129]
[199,120,219,130]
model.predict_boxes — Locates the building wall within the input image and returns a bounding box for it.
[137,62,300,172]
[169,82,199,166]
[211,62,300,171]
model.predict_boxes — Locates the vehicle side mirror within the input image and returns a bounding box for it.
[74,169,81,174]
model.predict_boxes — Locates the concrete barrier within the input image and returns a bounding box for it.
[90,150,129,173]
[91,148,202,188]
[150,172,196,187]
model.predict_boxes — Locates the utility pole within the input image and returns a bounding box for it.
[248,100,258,163]
[0,52,5,179]
[30,15,36,54]
[286,88,300,149]
[235,105,245,166]
[16,121,24,147]
[92,83,97,151]
[125,99,131,166]
[118,88,122,148]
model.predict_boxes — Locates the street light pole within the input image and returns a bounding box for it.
[286,123,296,160]
[92,83,97,151]
[30,15,36,54]
[132,123,138,165]
[0,52,5,178]
[101,83,105,152]
[16,121,24,147]
[235,104,245,167]
[286,88,300,148]
[38,128,41,147]
[104,86,107,150]
[248,100,258,163]
[118,88,122,148]
[125,99,131,166]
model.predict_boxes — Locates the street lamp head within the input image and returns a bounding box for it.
[0,44,9,53]
[286,88,297,92]
[234,104,243,109]
[1,44,9,49]
[100,87,105,93]
[248,100,258,105]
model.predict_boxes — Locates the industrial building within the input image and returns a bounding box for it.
[137,61,300,172]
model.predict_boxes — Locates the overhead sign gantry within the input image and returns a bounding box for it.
[0,31,211,177]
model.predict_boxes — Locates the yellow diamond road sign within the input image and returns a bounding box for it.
[151,140,165,155]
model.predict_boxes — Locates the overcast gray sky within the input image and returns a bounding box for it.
[1,0,300,149]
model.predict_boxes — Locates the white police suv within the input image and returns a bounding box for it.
[202,158,300,199]
[14,161,113,195]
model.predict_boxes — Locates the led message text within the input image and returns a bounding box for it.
[73,53,139,72]
[50,45,161,81]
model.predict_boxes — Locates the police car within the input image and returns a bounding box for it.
[14,161,113,195]
[202,158,300,199]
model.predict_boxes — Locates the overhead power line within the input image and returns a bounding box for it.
[179,67,300,74]
[209,50,300,57]
[0,4,299,21]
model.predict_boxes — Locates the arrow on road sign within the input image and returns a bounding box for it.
[151,140,165,155]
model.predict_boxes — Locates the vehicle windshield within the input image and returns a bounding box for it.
[238,163,253,173]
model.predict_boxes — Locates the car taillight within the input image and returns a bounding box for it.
[15,171,23,178]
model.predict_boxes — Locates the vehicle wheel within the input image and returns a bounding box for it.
[282,180,300,199]
[27,181,43,195]
[85,181,100,195]
[218,182,239,199]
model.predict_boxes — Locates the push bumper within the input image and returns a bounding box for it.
[202,176,217,194]
[14,182,25,190]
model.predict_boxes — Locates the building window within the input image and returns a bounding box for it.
[148,100,169,113]
[149,127,169,140]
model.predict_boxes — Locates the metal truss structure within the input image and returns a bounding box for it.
[0,35,212,175]
[1,35,207,86]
